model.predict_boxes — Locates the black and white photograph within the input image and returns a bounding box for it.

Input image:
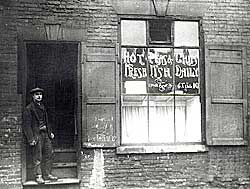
[0,0,250,188]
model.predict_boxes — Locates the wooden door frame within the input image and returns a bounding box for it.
[20,40,82,182]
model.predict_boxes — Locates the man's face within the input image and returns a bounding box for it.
[32,92,43,102]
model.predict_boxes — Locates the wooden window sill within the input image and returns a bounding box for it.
[116,144,208,154]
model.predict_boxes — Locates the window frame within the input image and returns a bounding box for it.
[117,16,206,153]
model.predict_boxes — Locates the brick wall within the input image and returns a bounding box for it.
[203,0,250,46]
[79,148,250,189]
[0,9,22,188]
[0,0,250,189]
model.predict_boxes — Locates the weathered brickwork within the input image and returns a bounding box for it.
[203,0,250,46]
[0,0,250,189]
[78,147,250,188]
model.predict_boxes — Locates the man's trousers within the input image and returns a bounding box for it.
[31,131,53,178]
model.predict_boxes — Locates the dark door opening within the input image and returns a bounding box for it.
[26,42,79,149]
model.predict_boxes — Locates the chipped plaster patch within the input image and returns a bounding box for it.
[89,149,105,189]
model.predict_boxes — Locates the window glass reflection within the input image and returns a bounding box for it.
[174,21,199,47]
[121,20,146,46]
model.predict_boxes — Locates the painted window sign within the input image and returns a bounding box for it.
[174,49,199,94]
[122,48,147,81]
[147,48,173,93]
[122,48,199,94]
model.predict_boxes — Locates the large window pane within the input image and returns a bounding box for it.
[174,49,200,94]
[174,21,199,47]
[121,95,148,144]
[175,96,201,142]
[121,47,148,143]
[121,20,146,46]
[149,96,174,143]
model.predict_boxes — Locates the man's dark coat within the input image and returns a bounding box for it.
[23,101,52,143]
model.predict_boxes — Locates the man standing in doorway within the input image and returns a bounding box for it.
[23,87,58,184]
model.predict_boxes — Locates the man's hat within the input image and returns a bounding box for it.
[30,87,44,94]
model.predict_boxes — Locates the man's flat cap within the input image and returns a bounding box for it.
[30,87,44,94]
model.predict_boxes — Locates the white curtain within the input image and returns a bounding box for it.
[176,96,201,142]
[122,106,148,144]
[149,106,175,143]
[122,96,201,144]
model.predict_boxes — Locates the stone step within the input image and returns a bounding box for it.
[23,178,80,189]
[53,148,77,163]
[53,162,77,168]
[52,163,77,178]
[26,148,78,180]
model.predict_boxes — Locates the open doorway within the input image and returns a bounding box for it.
[25,42,79,149]
[24,41,80,180]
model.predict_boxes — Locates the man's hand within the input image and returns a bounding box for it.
[50,133,55,139]
[29,140,36,146]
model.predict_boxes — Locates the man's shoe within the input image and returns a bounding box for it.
[35,175,45,184]
[44,174,58,181]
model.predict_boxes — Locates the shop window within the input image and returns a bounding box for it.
[81,20,247,151]
[121,20,201,145]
